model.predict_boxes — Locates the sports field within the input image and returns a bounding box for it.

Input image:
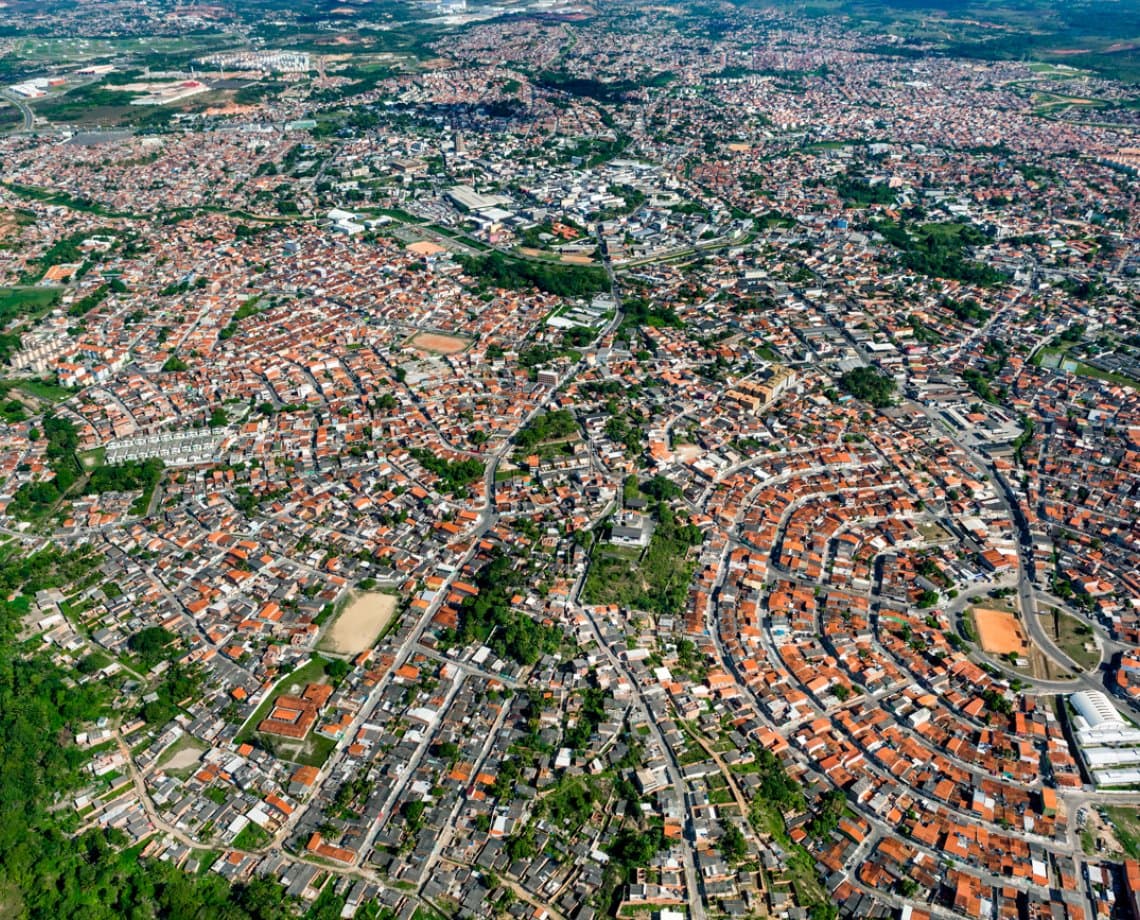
[407,331,470,355]
[319,591,398,656]
[972,607,1029,656]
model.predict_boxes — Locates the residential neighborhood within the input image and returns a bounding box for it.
[0,1,1139,919]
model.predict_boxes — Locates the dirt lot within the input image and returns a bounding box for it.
[0,210,31,241]
[973,607,1029,656]
[319,591,398,656]
[155,734,208,776]
[407,331,470,355]
[406,240,447,256]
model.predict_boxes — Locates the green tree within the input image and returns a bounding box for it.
[719,823,747,863]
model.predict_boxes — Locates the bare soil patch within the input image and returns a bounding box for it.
[973,607,1029,656]
[320,591,398,656]
[407,240,446,256]
[407,331,471,355]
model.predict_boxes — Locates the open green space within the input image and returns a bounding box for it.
[0,377,75,404]
[0,286,61,358]
[835,366,896,408]
[1034,345,1139,388]
[513,408,579,457]
[1107,806,1140,859]
[408,448,483,497]
[871,218,1003,287]
[583,502,702,617]
[1049,609,1101,671]
[458,251,609,299]
[767,0,1140,83]
[3,182,136,219]
[232,822,272,851]
[0,103,22,130]
[4,35,237,67]
[269,733,338,770]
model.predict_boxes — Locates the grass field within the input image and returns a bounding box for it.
[0,377,75,405]
[1050,609,1101,671]
[1026,62,1083,76]
[232,821,271,851]
[0,103,22,130]
[30,85,187,129]
[274,732,337,769]
[1070,360,1138,389]
[0,286,60,325]
[6,35,236,65]
[1106,806,1140,859]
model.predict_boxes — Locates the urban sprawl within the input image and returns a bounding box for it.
[1,2,1140,920]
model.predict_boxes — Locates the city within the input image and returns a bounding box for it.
[0,1,1138,919]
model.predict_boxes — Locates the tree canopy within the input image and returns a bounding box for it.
[837,367,896,408]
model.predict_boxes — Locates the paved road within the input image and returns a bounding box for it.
[574,595,707,920]
[261,257,628,876]
[911,401,1085,675]
[419,699,511,881]
[110,734,444,915]
[1,89,35,132]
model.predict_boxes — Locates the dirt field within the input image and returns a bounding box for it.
[204,102,257,116]
[406,240,447,256]
[407,331,470,355]
[320,591,398,656]
[973,607,1029,656]
[164,744,203,772]
[155,734,208,775]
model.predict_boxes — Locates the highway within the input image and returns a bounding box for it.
[1,89,35,132]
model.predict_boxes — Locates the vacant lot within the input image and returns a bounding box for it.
[156,733,209,776]
[0,286,59,322]
[583,509,698,617]
[1106,806,1140,859]
[1051,609,1101,671]
[973,607,1029,656]
[319,591,398,656]
[407,331,470,355]
[406,240,446,256]
[0,207,33,240]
